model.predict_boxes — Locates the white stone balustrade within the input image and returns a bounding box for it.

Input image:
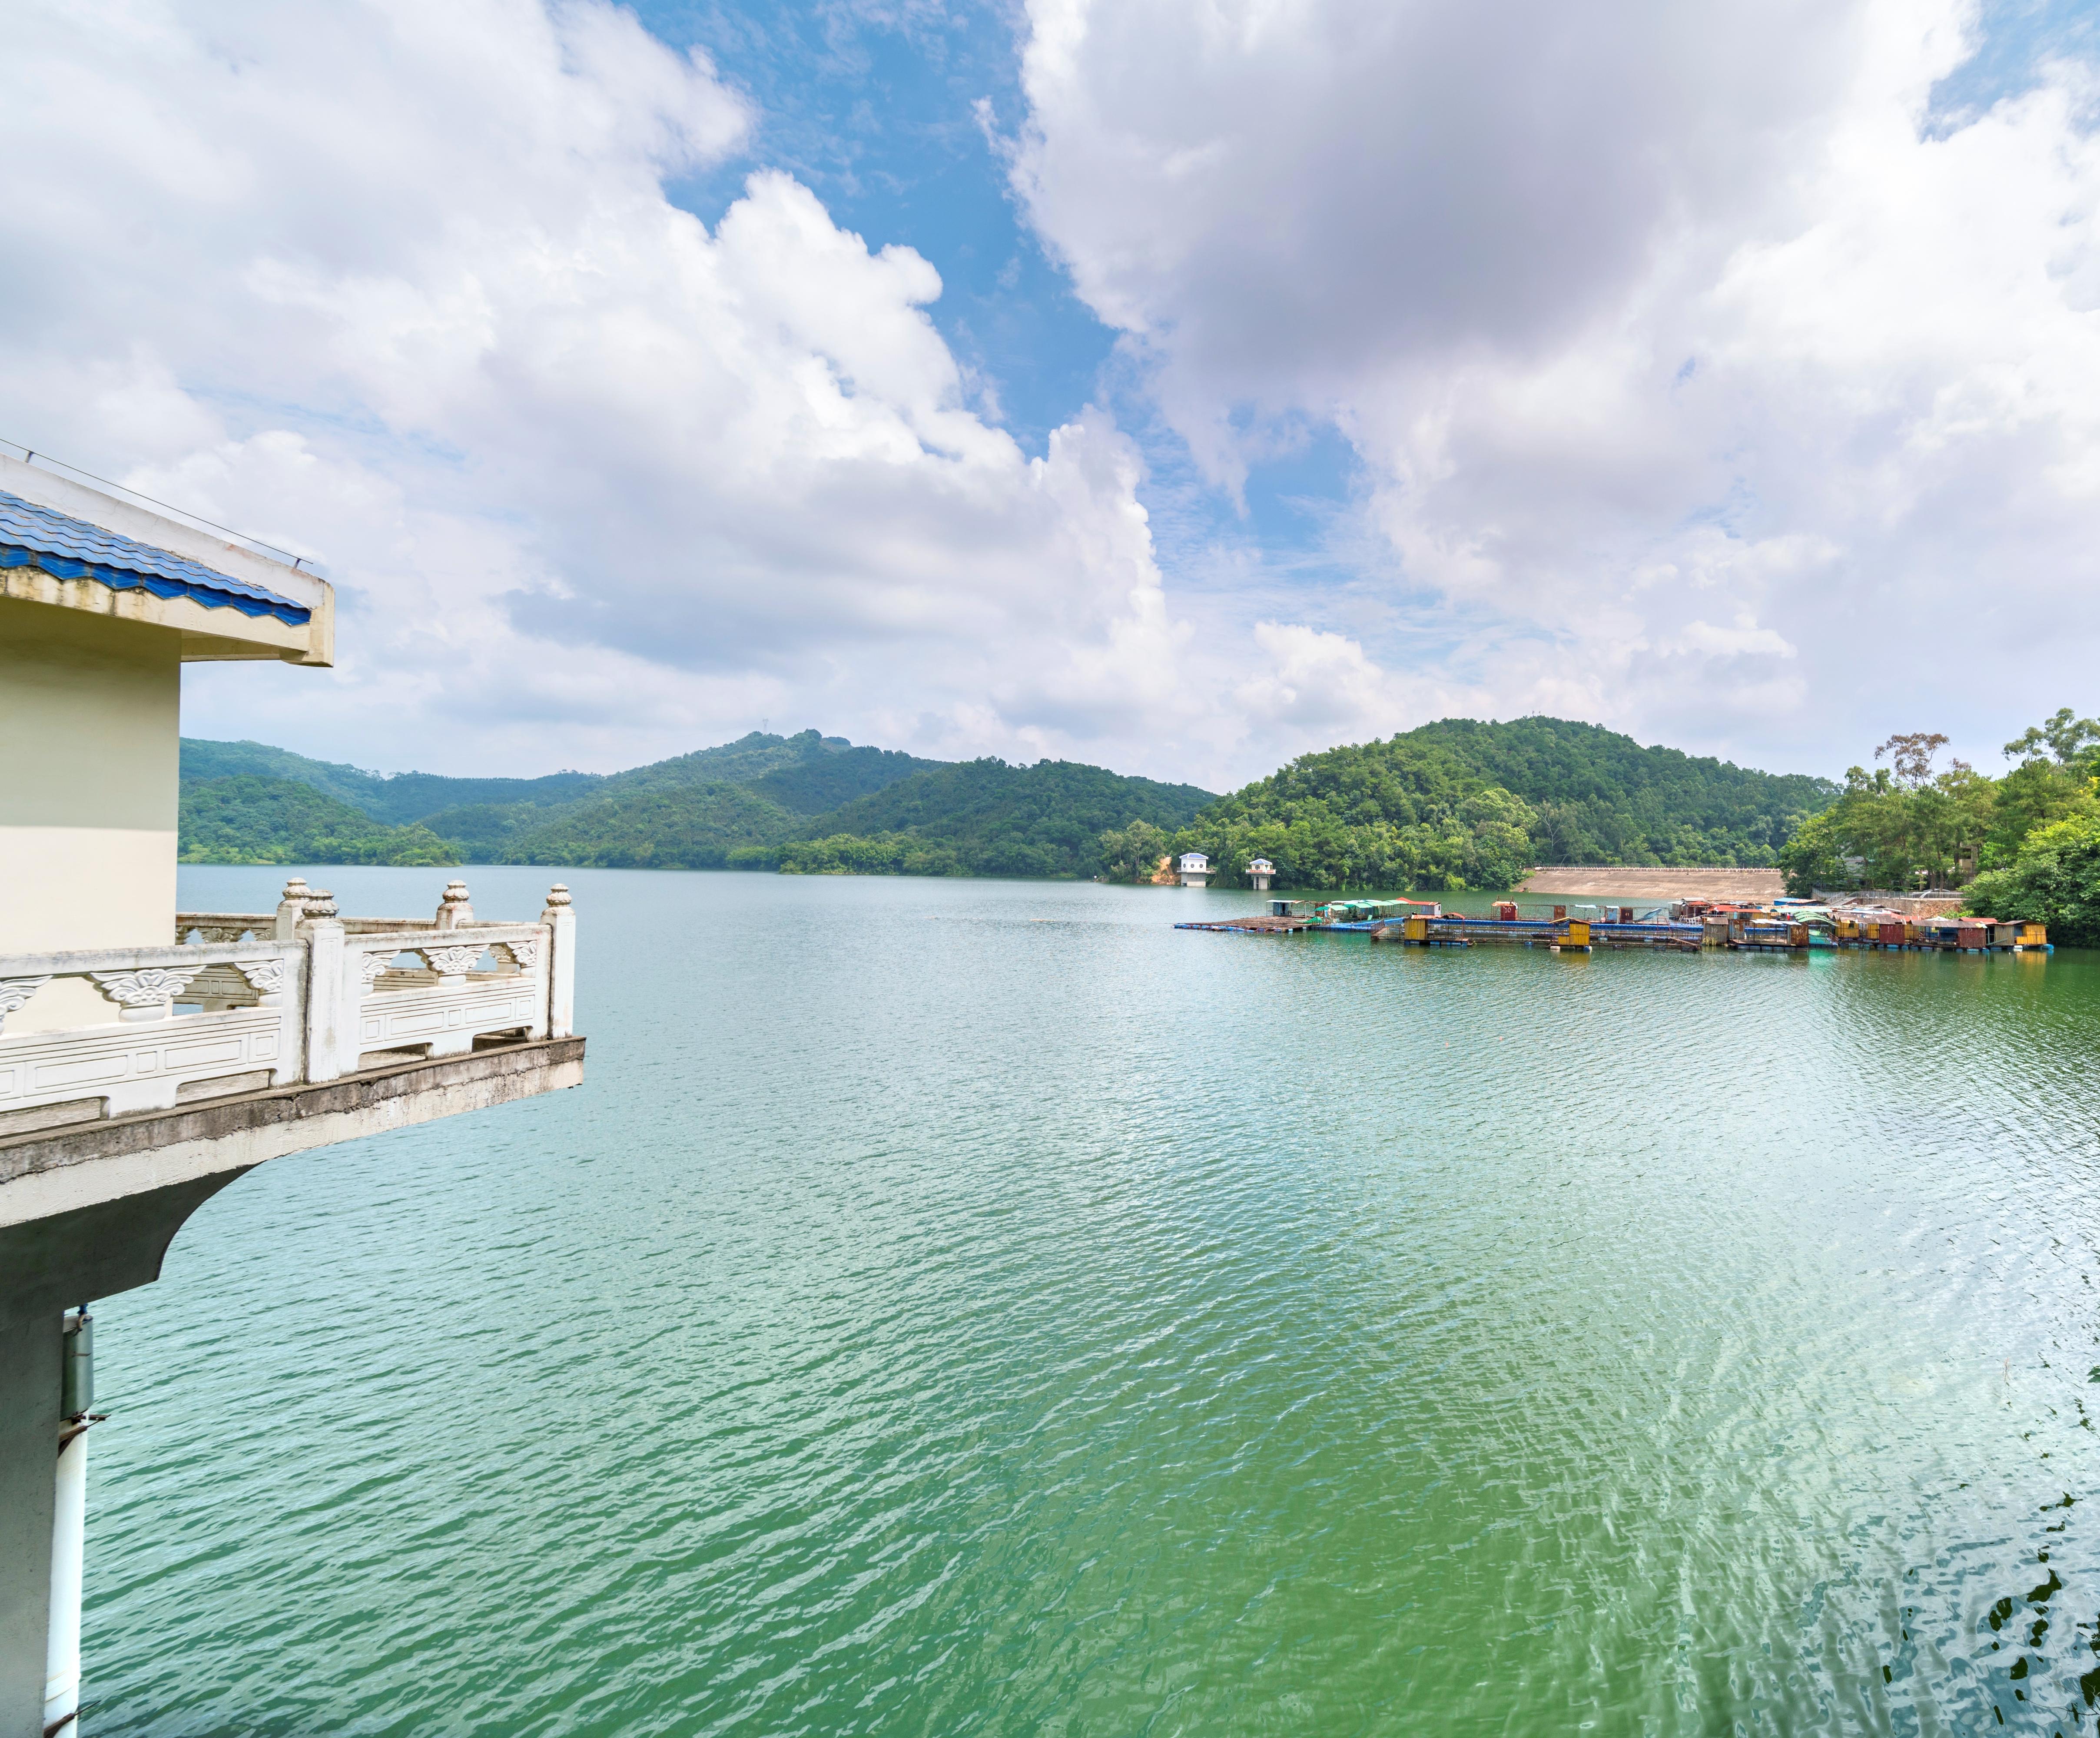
[0,879,575,1134]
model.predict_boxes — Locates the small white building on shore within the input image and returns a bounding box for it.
[1178,852,1211,889]
[1247,857,1274,891]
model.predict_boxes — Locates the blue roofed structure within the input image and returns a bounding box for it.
[0,488,310,625]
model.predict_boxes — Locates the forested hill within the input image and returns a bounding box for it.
[179,737,606,823]
[1402,718,1838,864]
[773,760,1216,879]
[179,730,942,829]
[1127,719,1838,893]
[500,758,1211,877]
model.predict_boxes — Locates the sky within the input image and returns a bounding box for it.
[5,0,2099,792]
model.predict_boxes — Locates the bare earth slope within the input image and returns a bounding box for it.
[1517,866,1788,900]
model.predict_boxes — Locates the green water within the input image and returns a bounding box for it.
[84,867,2100,1735]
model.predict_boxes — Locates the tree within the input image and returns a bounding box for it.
[2003,707,2100,779]
[1776,808,1850,897]
[1097,820,1170,882]
[1774,755,1992,893]
[1981,708,2100,869]
[1874,732,1950,789]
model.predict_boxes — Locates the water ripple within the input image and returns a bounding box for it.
[77,870,2100,1735]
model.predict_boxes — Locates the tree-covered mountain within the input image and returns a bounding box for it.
[1114,719,1840,893]
[751,759,1215,879]
[591,731,942,803]
[486,759,1210,876]
[179,729,942,845]
[1137,736,1539,892]
[179,738,605,823]
[482,785,793,869]
[179,776,459,866]
[1402,718,1836,864]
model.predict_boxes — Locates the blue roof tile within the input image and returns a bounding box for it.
[0,488,311,626]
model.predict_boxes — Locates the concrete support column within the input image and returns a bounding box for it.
[0,1310,60,1738]
[46,1425,86,1735]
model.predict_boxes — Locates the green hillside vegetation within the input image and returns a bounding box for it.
[593,730,941,800]
[496,785,797,869]
[1127,718,1836,893]
[744,744,946,814]
[179,729,945,856]
[779,759,1215,879]
[170,711,2100,926]
[179,776,458,866]
[501,758,1209,877]
[757,834,966,876]
[1400,717,1836,863]
[179,738,604,823]
[1129,737,1538,892]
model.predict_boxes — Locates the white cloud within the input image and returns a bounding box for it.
[12,0,2097,796]
[1013,0,2100,774]
[0,0,1232,781]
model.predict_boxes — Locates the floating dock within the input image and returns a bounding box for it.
[1175,904,2051,955]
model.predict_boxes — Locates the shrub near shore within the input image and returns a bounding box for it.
[1964,814,2100,946]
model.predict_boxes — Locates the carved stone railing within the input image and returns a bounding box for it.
[0,879,574,1131]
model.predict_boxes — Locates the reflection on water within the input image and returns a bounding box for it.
[83,869,2100,1735]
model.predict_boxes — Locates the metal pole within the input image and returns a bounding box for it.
[44,1312,92,1737]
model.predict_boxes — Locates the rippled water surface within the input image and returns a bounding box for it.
[83,867,2100,1735]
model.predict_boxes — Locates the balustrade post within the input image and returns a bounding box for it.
[273,878,311,943]
[434,881,474,931]
[300,894,348,1084]
[542,885,574,1040]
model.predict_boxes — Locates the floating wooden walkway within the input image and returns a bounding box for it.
[1174,915,1310,935]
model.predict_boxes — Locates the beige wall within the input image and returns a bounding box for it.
[0,597,181,957]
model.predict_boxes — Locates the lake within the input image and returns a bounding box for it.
[83,866,2100,1735]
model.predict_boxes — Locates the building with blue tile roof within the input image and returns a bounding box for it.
[0,489,312,627]
[0,454,580,1738]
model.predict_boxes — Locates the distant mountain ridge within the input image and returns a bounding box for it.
[177,730,1209,877]
[178,730,937,825]
[178,715,1833,886]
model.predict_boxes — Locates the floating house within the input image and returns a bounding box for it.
[1178,852,1211,889]
[1247,857,1275,891]
[0,453,586,1737]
